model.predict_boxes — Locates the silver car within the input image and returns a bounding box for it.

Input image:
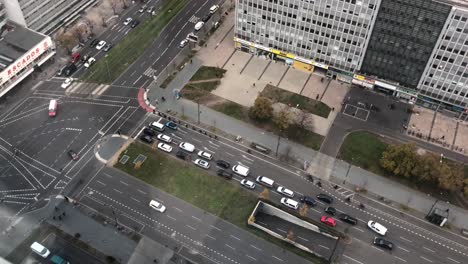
[193,159,210,169]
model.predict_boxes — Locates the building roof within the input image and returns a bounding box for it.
[0,23,46,70]
[436,0,468,9]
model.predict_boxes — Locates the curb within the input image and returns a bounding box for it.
[144,89,157,110]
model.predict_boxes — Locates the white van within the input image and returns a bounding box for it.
[194,21,204,31]
[256,176,274,188]
[48,99,58,117]
[232,164,249,177]
[30,242,51,258]
[149,121,165,132]
[281,198,299,210]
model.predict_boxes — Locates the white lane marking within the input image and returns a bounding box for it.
[343,254,365,264]
[192,138,202,143]
[208,140,220,147]
[311,208,321,213]
[167,215,176,221]
[191,215,201,221]
[173,207,182,212]
[298,236,308,241]
[186,225,196,230]
[394,256,407,263]
[171,133,182,140]
[241,155,253,161]
[272,256,283,262]
[96,180,106,186]
[230,235,241,241]
[137,189,147,195]
[372,246,384,252]
[113,188,122,194]
[423,246,435,253]
[352,226,364,232]
[447,257,460,263]
[247,255,257,261]
[250,244,262,251]
[318,244,329,250]
[206,234,216,240]
[225,152,234,157]
[420,256,433,263]
[400,236,412,243]
[133,75,143,85]
[103,173,113,178]
[131,197,140,203]
[277,228,287,233]
[225,244,235,250]
[210,225,221,231]
[119,180,129,186]
[398,246,410,252]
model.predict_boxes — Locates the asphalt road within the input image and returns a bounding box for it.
[125,114,468,264]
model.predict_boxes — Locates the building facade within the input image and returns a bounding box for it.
[0,2,6,31]
[234,0,468,112]
[1,0,97,34]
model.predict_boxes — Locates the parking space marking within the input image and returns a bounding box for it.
[246,255,256,261]
[131,197,141,203]
[420,256,433,263]
[398,246,410,252]
[186,224,196,230]
[210,225,221,231]
[423,246,435,253]
[230,235,241,241]
[447,257,460,263]
[394,256,407,262]
[167,215,176,221]
[400,236,412,243]
[250,244,262,251]
[191,216,201,222]
[343,254,365,264]
[318,244,330,250]
[352,226,364,232]
[206,234,216,240]
[272,256,283,262]
[225,244,235,250]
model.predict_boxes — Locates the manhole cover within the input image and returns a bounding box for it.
[119,155,129,164]
[133,154,147,165]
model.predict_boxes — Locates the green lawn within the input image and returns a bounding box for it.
[338,131,388,175]
[81,0,188,84]
[190,66,226,81]
[211,101,248,121]
[260,85,331,118]
[284,124,324,150]
[181,81,220,100]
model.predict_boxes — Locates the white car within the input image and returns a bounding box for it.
[240,179,256,189]
[157,142,173,153]
[179,142,195,152]
[157,133,172,143]
[197,150,213,160]
[280,198,299,210]
[123,17,133,25]
[194,21,204,31]
[209,5,219,14]
[84,57,96,68]
[96,40,106,50]
[179,39,188,48]
[193,159,210,169]
[277,186,294,198]
[368,220,387,236]
[61,78,73,89]
[232,164,249,177]
[149,200,166,213]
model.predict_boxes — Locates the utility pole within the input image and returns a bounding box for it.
[275,133,281,157]
[197,101,201,124]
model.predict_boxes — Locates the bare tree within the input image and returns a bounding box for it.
[298,110,308,129]
[109,0,118,15]
[121,0,128,9]
[56,30,77,54]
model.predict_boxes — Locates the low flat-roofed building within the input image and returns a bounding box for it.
[0,22,55,98]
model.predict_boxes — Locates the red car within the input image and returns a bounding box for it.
[321,216,337,227]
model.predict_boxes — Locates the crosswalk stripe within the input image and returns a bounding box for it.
[189,15,199,23]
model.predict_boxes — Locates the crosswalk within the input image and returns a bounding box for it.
[65,82,110,96]
[188,15,199,23]
[143,67,157,77]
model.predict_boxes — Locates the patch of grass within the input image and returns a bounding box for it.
[211,101,249,121]
[190,66,226,81]
[181,81,220,100]
[261,84,331,118]
[464,165,468,179]
[284,124,324,150]
[338,131,388,175]
[116,143,326,263]
[160,73,176,89]
[81,0,188,84]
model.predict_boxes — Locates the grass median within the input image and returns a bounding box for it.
[115,142,327,263]
[82,0,188,84]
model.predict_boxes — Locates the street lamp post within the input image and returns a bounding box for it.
[197,101,201,124]
[111,209,119,227]
[275,133,281,157]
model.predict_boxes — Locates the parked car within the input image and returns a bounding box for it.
[194,21,204,31]
[240,179,256,189]
[140,134,153,143]
[50,254,69,264]
[316,193,333,204]
[202,14,211,22]
[232,164,249,177]
[158,142,173,153]
[277,186,294,198]
[96,40,106,50]
[209,4,219,13]
[300,195,317,206]
[147,6,155,13]
[103,43,113,52]
[280,198,298,210]
[130,19,140,28]
[368,220,387,236]
[176,150,187,160]
[324,206,337,215]
[61,78,73,89]
[89,39,99,47]
[63,64,77,76]
[68,150,79,161]
[179,142,195,152]
[321,216,337,227]
[84,57,96,68]
[149,200,166,213]
[338,214,357,225]
[197,150,213,160]
[216,160,230,169]
[165,121,177,130]
[373,237,393,250]
[157,133,172,143]
[123,17,133,25]
[179,39,189,48]
[30,242,50,258]
[217,169,232,179]
[138,5,147,13]
[143,127,155,137]
[193,159,210,169]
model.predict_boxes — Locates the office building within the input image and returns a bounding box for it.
[1,0,97,34]
[234,0,468,112]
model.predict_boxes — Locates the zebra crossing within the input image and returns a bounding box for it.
[65,82,110,96]
[335,185,355,199]
[143,67,157,77]
[188,15,199,23]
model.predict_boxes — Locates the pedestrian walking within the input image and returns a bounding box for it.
[161,96,166,102]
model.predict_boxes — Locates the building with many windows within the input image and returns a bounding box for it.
[234,0,468,113]
[1,0,97,34]
[0,2,6,31]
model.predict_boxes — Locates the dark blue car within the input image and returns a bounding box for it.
[165,121,178,130]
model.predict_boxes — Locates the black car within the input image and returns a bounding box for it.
[143,127,155,137]
[300,195,317,206]
[140,134,153,143]
[216,160,230,169]
[89,39,99,47]
[316,193,333,204]
[68,150,79,161]
[130,20,140,28]
[201,14,211,22]
[324,206,336,215]
[338,214,358,225]
[63,64,77,76]
[217,169,233,179]
[373,237,394,250]
[176,150,187,160]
